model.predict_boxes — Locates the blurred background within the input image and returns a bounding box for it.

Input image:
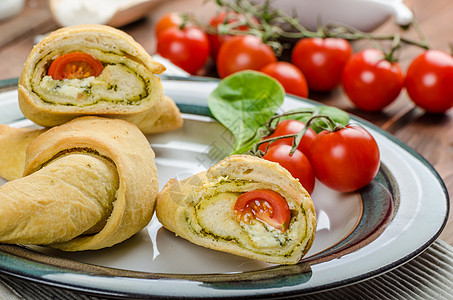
[1,0,451,80]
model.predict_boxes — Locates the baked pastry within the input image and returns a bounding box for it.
[156,155,316,265]
[122,95,183,135]
[17,24,182,133]
[0,95,181,181]
[0,116,158,251]
[0,125,45,181]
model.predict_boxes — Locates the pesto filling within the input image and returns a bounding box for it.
[188,178,307,257]
[31,48,152,107]
[39,147,115,171]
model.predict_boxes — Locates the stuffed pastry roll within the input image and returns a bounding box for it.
[0,116,158,251]
[0,95,182,181]
[156,155,316,265]
[0,125,45,181]
[18,24,182,133]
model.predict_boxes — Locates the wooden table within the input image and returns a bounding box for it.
[0,0,452,244]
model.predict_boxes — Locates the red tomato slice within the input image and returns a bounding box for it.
[48,52,104,80]
[234,189,291,232]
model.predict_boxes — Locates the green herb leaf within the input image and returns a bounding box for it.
[208,70,285,154]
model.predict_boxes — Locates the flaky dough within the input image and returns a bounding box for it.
[17,24,183,133]
[0,116,158,251]
[156,155,316,265]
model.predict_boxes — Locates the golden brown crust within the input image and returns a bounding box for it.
[122,96,183,134]
[0,95,182,182]
[0,125,46,181]
[0,116,158,251]
[18,24,166,128]
[156,155,316,265]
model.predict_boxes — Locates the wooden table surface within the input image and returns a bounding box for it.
[0,0,452,244]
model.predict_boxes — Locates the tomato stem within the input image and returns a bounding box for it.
[207,0,430,57]
[264,109,314,131]
[251,109,342,157]
[179,13,190,30]
[289,114,340,155]
[253,132,299,156]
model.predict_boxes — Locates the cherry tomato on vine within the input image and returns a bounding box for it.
[154,12,184,38]
[234,189,290,232]
[259,62,309,98]
[48,52,104,80]
[216,35,277,78]
[308,124,380,193]
[208,11,259,60]
[263,144,315,194]
[157,26,210,74]
[258,119,316,156]
[341,49,404,112]
[291,37,353,91]
[405,49,453,113]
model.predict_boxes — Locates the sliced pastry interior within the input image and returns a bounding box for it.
[0,116,158,251]
[17,24,183,133]
[156,155,317,265]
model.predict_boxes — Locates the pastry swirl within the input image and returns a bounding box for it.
[0,125,45,181]
[156,155,316,265]
[17,24,182,134]
[0,116,158,251]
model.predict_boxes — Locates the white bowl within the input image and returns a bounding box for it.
[264,0,413,32]
[0,0,25,21]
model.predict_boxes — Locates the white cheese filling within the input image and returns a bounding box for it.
[241,220,288,248]
[195,191,294,249]
[37,64,145,106]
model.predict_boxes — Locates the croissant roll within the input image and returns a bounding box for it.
[156,155,317,265]
[0,116,158,251]
[0,95,181,181]
[0,125,45,181]
[18,24,182,133]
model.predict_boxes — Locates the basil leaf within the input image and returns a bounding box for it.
[208,71,285,154]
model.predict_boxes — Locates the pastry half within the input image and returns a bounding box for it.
[0,116,158,251]
[18,24,171,129]
[156,155,317,265]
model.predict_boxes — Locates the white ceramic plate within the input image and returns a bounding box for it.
[0,77,448,299]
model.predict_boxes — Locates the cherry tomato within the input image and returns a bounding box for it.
[216,35,277,78]
[208,11,258,60]
[342,49,404,112]
[234,189,290,232]
[157,26,210,74]
[259,62,309,98]
[308,125,380,192]
[155,12,183,38]
[263,144,315,194]
[291,37,353,91]
[258,119,316,156]
[47,52,104,80]
[405,50,453,113]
